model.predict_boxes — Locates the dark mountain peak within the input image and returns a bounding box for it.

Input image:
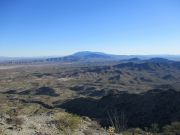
[113,59,174,71]
[128,57,141,61]
[148,57,170,63]
[73,51,106,56]
[113,62,157,71]
[71,51,113,59]
[47,51,117,62]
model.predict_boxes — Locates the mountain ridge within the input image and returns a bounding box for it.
[1,51,180,65]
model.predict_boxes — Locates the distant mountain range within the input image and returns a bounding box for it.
[47,51,180,62]
[46,51,123,62]
[0,51,180,64]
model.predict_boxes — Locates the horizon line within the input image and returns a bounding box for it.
[0,51,180,58]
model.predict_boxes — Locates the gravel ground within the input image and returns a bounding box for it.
[0,112,112,135]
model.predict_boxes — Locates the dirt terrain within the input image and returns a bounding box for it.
[0,59,180,134]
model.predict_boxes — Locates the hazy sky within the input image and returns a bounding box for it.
[0,0,180,57]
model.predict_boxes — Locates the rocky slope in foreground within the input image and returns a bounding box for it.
[60,89,180,129]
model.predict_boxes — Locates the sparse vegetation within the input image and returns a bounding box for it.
[83,129,93,135]
[163,122,180,135]
[53,112,82,134]
[0,59,180,134]
[108,110,127,133]
[6,117,24,128]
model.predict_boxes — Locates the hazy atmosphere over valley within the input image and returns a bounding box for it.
[0,0,180,135]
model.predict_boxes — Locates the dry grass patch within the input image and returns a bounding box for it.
[53,112,82,134]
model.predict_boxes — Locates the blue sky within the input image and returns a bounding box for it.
[0,0,180,57]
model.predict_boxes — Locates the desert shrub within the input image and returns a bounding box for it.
[107,110,127,133]
[88,121,101,130]
[163,122,180,135]
[124,128,146,135]
[149,123,160,133]
[35,132,50,135]
[7,108,18,118]
[108,126,115,135]
[0,127,4,135]
[6,117,24,127]
[83,129,93,135]
[53,112,82,134]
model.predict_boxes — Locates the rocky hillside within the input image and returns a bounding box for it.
[60,89,180,129]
